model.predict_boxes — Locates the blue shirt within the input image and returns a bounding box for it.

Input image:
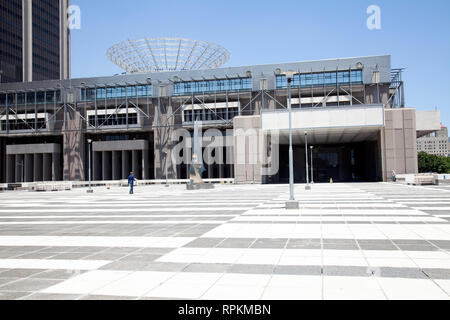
[128,174,135,185]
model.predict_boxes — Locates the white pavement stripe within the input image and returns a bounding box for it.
[91,271,175,297]
[0,259,110,270]
[0,236,195,248]
[411,207,450,211]
[386,199,450,201]
[243,209,427,216]
[0,220,227,225]
[398,202,450,204]
[41,270,132,295]
[201,223,450,240]
[1,202,264,207]
[297,204,406,208]
[155,248,450,268]
[0,207,251,213]
[40,270,450,300]
[232,216,447,223]
[0,214,239,219]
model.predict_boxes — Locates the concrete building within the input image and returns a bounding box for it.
[417,124,449,157]
[0,0,70,83]
[0,54,442,185]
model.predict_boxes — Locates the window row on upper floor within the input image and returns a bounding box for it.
[0,90,61,106]
[276,70,363,89]
[173,78,252,96]
[0,70,364,106]
[80,85,152,101]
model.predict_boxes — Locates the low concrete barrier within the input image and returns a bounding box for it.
[1,179,235,192]
[71,178,234,188]
[398,174,438,185]
[34,182,72,192]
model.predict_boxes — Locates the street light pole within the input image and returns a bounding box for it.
[310,146,314,184]
[87,139,93,193]
[284,71,298,209]
[305,132,311,190]
[288,78,294,200]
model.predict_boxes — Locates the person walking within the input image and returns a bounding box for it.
[392,170,397,183]
[128,171,136,194]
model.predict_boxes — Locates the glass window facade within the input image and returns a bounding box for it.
[1,118,46,131]
[80,85,152,101]
[276,70,363,89]
[0,90,61,106]
[183,107,239,122]
[0,0,23,83]
[88,113,138,127]
[173,78,252,96]
[32,0,60,81]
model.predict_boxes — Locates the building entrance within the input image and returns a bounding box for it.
[273,141,381,183]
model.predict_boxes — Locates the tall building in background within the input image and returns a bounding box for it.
[0,0,70,83]
[417,124,449,157]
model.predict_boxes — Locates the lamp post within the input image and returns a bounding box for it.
[282,70,299,209]
[305,131,311,190]
[87,139,93,193]
[310,146,314,184]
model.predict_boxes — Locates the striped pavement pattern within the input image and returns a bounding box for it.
[0,183,449,300]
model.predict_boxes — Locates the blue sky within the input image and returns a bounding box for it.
[71,0,450,127]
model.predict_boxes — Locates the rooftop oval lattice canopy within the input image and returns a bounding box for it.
[106,38,231,73]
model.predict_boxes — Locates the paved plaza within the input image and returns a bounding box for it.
[0,182,450,300]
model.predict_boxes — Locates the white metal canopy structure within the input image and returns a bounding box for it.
[106,38,231,73]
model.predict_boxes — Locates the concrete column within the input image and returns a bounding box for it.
[233,116,262,184]
[63,108,85,181]
[102,151,112,181]
[207,158,213,179]
[112,151,121,180]
[43,154,52,181]
[0,139,4,183]
[6,154,15,183]
[142,150,150,180]
[92,151,96,181]
[52,153,62,181]
[16,154,24,182]
[138,150,143,179]
[93,151,102,181]
[226,142,234,179]
[377,130,385,182]
[294,147,304,183]
[132,150,139,179]
[33,153,43,182]
[219,159,224,179]
[24,154,33,182]
[122,150,131,179]
[383,108,418,181]
[153,113,177,180]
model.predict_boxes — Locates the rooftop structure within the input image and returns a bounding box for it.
[106,38,230,73]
